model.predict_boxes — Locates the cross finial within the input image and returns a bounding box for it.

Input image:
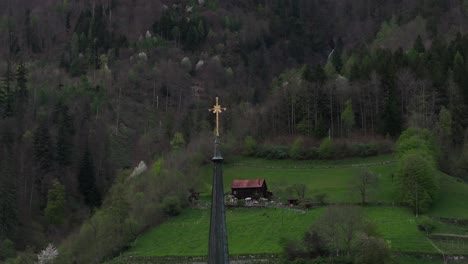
[209,97,227,136]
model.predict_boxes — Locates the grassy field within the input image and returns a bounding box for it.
[200,156,468,219]
[120,155,468,262]
[200,157,397,203]
[125,208,323,257]
[430,173,468,219]
[125,207,449,257]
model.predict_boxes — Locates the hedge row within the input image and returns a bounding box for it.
[251,140,393,160]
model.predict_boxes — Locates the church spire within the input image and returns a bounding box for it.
[208,97,229,264]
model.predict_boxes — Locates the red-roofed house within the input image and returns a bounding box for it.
[231,179,272,199]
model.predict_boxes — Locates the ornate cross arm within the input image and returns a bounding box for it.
[209,97,227,136]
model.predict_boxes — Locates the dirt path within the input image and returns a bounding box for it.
[427,237,447,264]
[432,233,468,239]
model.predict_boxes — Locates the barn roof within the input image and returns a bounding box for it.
[231,179,265,189]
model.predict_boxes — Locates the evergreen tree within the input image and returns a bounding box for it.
[453,51,468,104]
[437,107,452,141]
[302,64,313,82]
[185,25,199,51]
[393,47,408,69]
[413,35,426,53]
[78,147,101,207]
[55,104,74,167]
[0,123,17,240]
[331,37,344,73]
[349,62,361,82]
[449,78,467,145]
[71,33,80,59]
[314,64,327,84]
[377,51,402,137]
[33,120,54,173]
[0,61,15,118]
[15,61,28,115]
[45,179,66,226]
[436,107,452,171]
[0,153,17,240]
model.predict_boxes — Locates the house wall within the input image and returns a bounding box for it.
[231,186,267,199]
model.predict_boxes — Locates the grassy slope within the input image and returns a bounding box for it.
[201,156,397,203]
[123,155,468,259]
[430,173,468,219]
[202,155,468,218]
[125,208,322,257]
[126,207,443,257]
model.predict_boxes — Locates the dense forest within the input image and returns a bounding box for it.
[2,0,468,263]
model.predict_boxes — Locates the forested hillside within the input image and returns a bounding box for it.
[2,0,468,263]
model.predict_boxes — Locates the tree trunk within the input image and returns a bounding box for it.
[115,84,122,133]
[166,85,169,112]
[330,89,334,138]
[152,80,156,107]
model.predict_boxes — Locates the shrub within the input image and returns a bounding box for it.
[290,137,305,159]
[396,128,436,160]
[162,195,182,216]
[303,231,329,257]
[331,141,352,159]
[243,136,257,156]
[258,146,290,159]
[417,216,436,235]
[303,147,319,159]
[352,144,379,157]
[318,138,334,159]
[282,239,306,261]
[254,146,265,158]
[0,239,15,260]
[314,193,327,205]
[354,235,391,264]
[255,139,392,161]
[170,132,186,150]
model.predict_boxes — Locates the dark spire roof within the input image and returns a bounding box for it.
[208,136,229,264]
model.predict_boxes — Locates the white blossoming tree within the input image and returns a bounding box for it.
[37,244,59,264]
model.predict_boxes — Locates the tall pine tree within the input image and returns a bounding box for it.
[16,61,28,104]
[413,35,426,54]
[56,104,74,167]
[453,51,468,104]
[0,123,17,240]
[377,50,402,137]
[33,120,54,173]
[78,147,101,207]
[0,61,15,118]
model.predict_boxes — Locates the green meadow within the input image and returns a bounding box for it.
[125,207,436,257]
[430,174,468,219]
[200,155,398,203]
[121,155,468,261]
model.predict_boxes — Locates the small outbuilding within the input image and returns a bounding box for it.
[231,179,272,199]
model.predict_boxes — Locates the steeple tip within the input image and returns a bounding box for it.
[213,136,223,161]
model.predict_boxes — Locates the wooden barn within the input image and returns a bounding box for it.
[231,179,272,199]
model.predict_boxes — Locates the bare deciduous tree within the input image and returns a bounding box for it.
[353,169,378,205]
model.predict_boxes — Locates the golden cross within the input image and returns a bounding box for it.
[209,97,227,136]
